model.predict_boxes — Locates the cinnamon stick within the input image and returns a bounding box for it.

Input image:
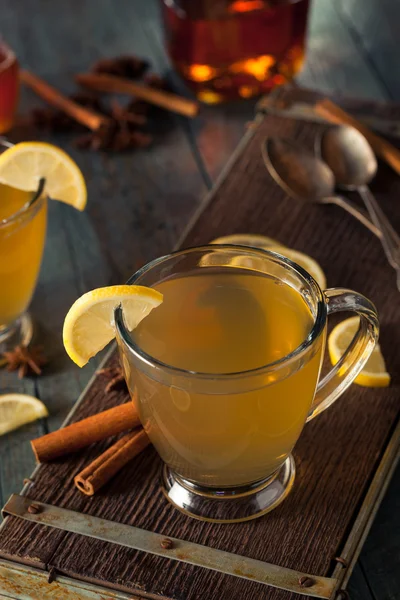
[74,429,150,495]
[20,69,109,131]
[31,402,140,462]
[315,98,400,176]
[76,72,199,118]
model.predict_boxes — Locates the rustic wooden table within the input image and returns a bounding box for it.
[0,1,399,598]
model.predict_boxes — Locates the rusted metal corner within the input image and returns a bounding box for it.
[0,558,139,600]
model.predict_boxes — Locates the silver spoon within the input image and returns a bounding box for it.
[261,137,380,238]
[316,125,400,287]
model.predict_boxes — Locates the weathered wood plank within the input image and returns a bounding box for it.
[358,462,400,600]
[298,0,388,102]
[347,564,375,600]
[337,0,400,101]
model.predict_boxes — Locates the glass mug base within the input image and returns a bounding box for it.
[0,312,33,361]
[162,455,296,523]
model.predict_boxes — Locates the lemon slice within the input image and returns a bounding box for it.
[63,285,163,367]
[210,233,285,249]
[0,393,48,436]
[328,317,390,387]
[0,142,87,210]
[268,246,327,290]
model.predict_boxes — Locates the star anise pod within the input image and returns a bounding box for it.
[97,366,128,394]
[144,73,166,89]
[92,55,149,79]
[110,99,147,127]
[2,345,48,379]
[69,92,105,114]
[31,107,81,132]
[74,121,117,151]
[129,130,153,148]
[74,121,152,152]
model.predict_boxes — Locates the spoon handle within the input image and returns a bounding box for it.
[325,196,381,238]
[359,186,400,269]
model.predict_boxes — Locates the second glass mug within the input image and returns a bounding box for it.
[0,141,47,354]
[116,246,378,522]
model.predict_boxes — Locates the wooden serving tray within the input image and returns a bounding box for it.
[1,95,399,600]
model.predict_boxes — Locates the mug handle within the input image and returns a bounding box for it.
[307,288,379,422]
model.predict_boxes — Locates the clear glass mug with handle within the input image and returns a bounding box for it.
[115,245,379,523]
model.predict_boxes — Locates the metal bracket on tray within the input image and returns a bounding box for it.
[3,493,336,599]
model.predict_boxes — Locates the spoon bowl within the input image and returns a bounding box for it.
[262,137,335,203]
[261,136,380,238]
[316,125,377,189]
[316,124,400,284]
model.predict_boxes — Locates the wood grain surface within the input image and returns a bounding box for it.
[1,114,399,600]
[1,0,400,598]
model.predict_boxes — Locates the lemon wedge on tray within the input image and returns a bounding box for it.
[210,234,327,290]
[210,233,285,249]
[63,285,163,367]
[328,317,390,387]
[268,246,327,290]
[0,142,87,210]
[0,394,48,436]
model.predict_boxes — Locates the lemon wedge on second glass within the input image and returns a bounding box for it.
[63,285,163,367]
[0,141,87,210]
[328,316,390,387]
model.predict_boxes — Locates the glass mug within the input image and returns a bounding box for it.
[116,246,378,522]
[0,141,47,353]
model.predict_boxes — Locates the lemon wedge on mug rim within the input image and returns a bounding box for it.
[0,142,87,210]
[328,316,390,387]
[63,285,163,367]
[0,393,48,436]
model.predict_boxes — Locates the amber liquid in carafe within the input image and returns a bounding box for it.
[162,0,310,103]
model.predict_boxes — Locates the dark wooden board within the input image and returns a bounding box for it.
[1,113,399,600]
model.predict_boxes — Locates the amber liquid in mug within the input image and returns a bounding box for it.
[130,268,324,486]
[0,184,47,327]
